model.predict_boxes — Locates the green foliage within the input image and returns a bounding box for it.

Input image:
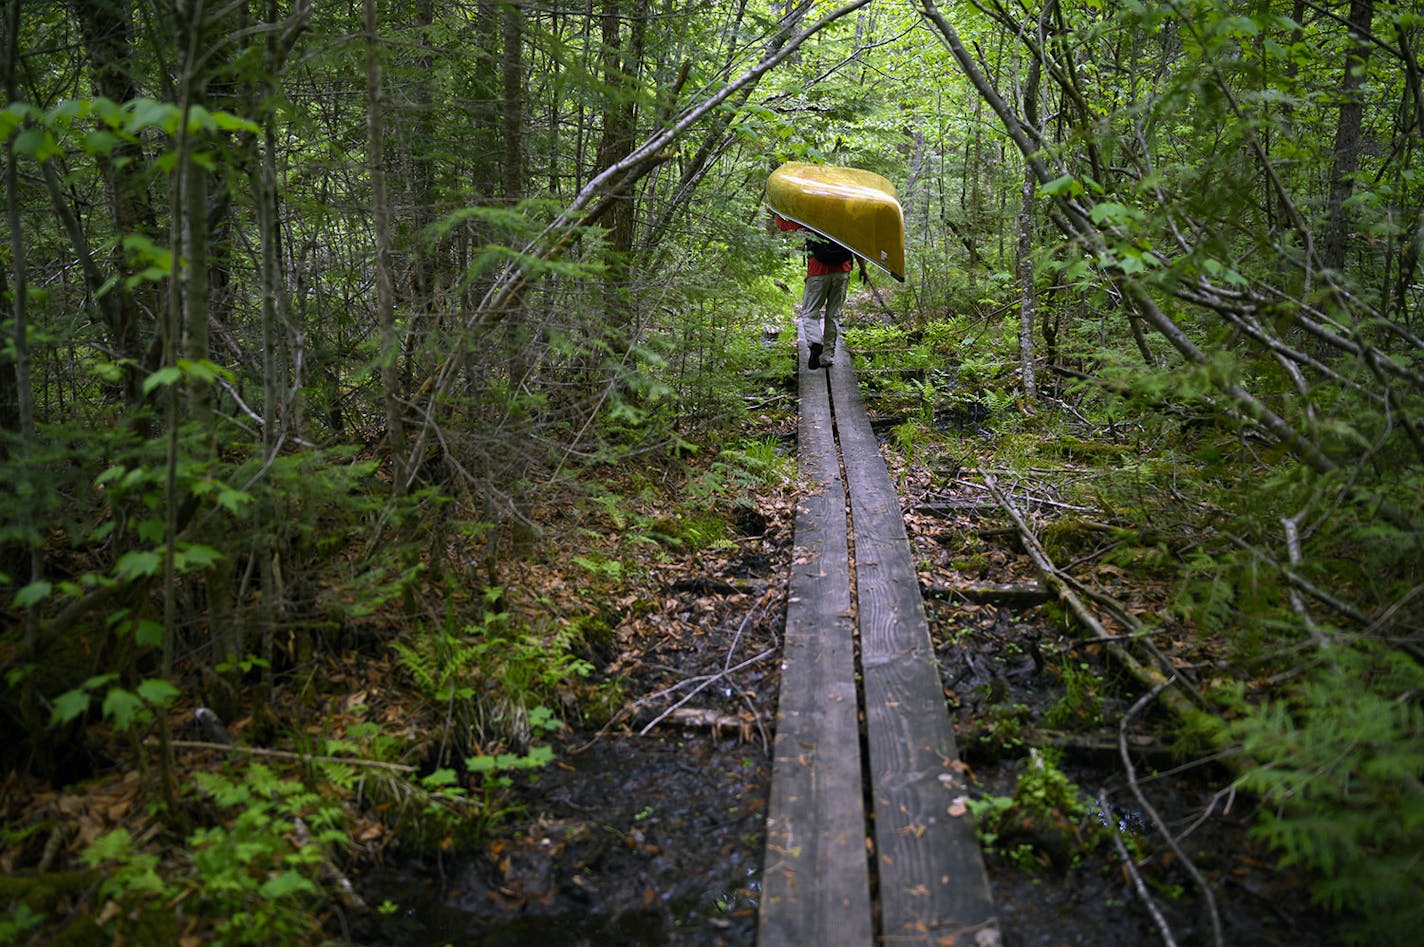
[1228,646,1424,942]
[1041,659,1104,730]
[392,610,591,752]
[715,437,794,489]
[79,763,345,945]
[967,750,1094,872]
[49,673,180,731]
[0,902,46,945]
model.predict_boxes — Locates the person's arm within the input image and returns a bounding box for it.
[772,212,805,234]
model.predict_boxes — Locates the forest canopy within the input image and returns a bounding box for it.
[2,0,1422,942]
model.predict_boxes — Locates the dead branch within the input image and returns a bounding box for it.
[165,739,417,774]
[1120,679,1224,947]
[1098,789,1178,947]
[636,647,777,737]
[921,580,1053,606]
[978,469,1201,721]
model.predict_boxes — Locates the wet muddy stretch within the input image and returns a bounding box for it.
[351,380,1336,946]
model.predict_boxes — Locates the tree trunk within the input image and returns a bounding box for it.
[502,3,525,204]
[71,0,162,407]
[1321,0,1376,273]
[592,0,649,277]
[365,0,408,497]
[1017,1,1053,407]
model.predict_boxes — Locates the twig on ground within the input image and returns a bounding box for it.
[1120,678,1225,947]
[165,739,417,774]
[637,647,777,736]
[979,469,1202,720]
[1098,789,1178,947]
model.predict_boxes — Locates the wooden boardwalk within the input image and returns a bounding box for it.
[759,338,1000,946]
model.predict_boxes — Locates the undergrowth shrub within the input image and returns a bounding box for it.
[392,606,593,755]
[1226,645,1424,944]
[79,762,345,946]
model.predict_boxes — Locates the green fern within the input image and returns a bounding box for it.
[1229,644,1424,941]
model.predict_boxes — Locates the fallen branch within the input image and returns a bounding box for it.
[921,580,1053,606]
[165,739,417,775]
[664,706,760,745]
[978,469,1201,722]
[1120,679,1224,947]
[637,647,777,736]
[1098,789,1178,947]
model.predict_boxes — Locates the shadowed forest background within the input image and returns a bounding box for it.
[2,0,1422,943]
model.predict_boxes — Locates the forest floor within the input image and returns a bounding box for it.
[1,295,1343,945]
[348,294,1340,946]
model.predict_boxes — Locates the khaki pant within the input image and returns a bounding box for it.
[800,271,849,355]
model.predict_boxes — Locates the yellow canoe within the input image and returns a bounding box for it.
[766,162,905,281]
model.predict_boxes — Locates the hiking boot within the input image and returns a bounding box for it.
[820,356,833,369]
[808,342,822,369]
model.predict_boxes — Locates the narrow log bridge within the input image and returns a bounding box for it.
[759,343,1000,946]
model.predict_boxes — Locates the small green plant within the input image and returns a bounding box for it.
[1041,659,1104,729]
[966,750,1094,873]
[0,903,46,944]
[393,611,592,752]
[80,762,346,945]
[890,420,932,462]
[716,436,793,488]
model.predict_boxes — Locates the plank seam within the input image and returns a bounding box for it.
[826,358,885,946]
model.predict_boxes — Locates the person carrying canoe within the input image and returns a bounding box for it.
[773,213,867,370]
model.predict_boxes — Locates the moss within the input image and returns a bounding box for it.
[1052,434,1134,460]
[951,553,990,575]
[652,511,728,551]
[0,870,181,947]
[1039,515,1103,563]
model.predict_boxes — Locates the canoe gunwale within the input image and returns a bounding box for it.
[765,204,907,283]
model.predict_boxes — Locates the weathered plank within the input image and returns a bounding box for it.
[828,356,1001,946]
[758,342,873,947]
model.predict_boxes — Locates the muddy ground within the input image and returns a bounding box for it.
[350,360,1339,946]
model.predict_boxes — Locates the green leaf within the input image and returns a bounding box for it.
[142,366,183,395]
[175,543,222,571]
[85,129,120,156]
[129,619,165,647]
[1039,174,1084,198]
[13,127,59,160]
[115,550,162,582]
[215,486,252,515]
[421,768,459,788]
[185,104,217,134]
[50,689,91,726]
[13,580,52,609]
[136,678,180,707]
[125,98,178,134]
[1090,202,1137,226]
[258,870,317,900]
[102,687,145,730]
[82,828,135,865]
[211,110,261,135]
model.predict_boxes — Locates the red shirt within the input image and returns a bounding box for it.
[774,214,854,277]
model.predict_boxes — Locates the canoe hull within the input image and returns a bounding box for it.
[766,162,905,281]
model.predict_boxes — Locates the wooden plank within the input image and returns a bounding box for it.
[758,340,873,947]
[827,355,1001,946]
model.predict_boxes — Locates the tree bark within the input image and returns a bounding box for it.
[1016,1,1053,406]
[1321,0,1376,274]
[70,0,162,407]
[365,0,408,497]
[502,2,525,204]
